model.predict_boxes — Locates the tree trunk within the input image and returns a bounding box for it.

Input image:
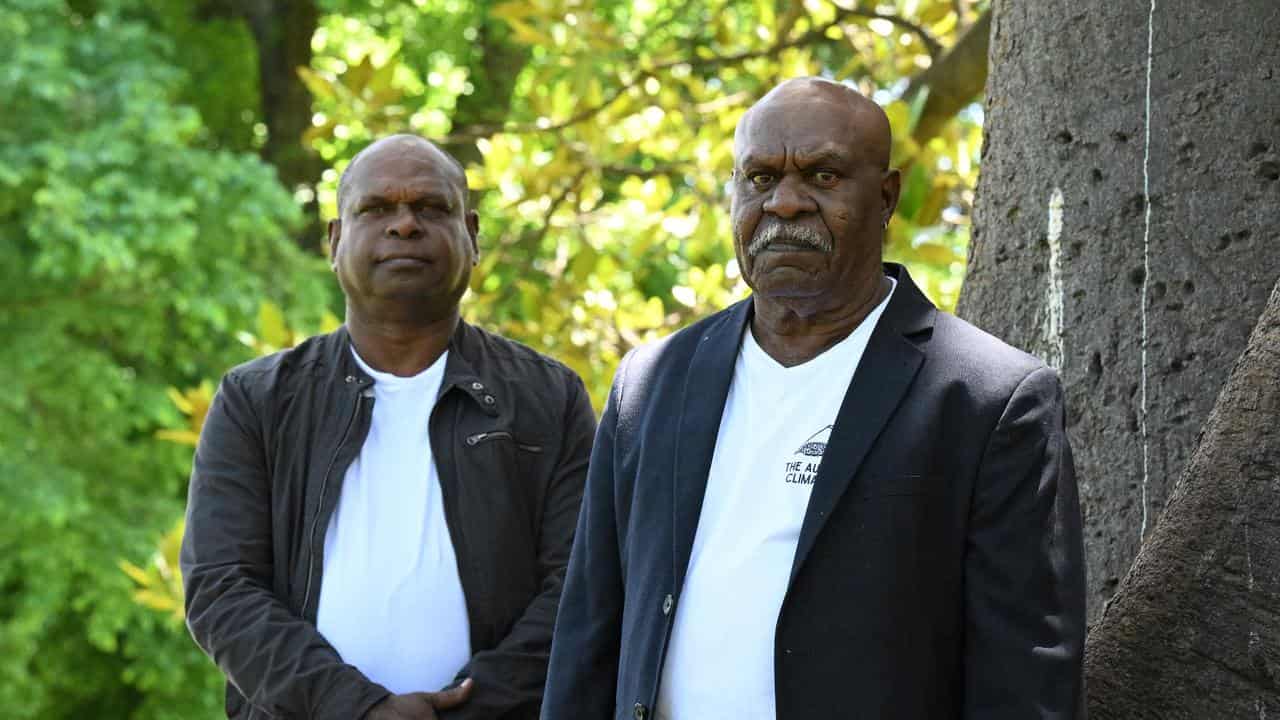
[959,0,1280,621]
[241,0,325,252]
[443,10,530,170]
[1083,276,1280,716]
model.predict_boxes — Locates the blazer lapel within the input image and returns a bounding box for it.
[672,299,751,593]
[787,264,936,588]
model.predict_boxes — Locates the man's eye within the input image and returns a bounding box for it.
[749,173,775,188]
[360,205,388,215]
[812,170,839,185]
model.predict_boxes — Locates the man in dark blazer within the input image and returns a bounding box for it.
[542,78,1085,719]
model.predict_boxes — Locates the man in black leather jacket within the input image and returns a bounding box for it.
[181,135,596,720]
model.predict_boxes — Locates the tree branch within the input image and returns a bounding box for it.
[904,8,991,146]
[827,2,944,58]
[598,162,691,180]
[443,75,641,143]
[445,6,971,150]
[444,5,932,144]
[527,168,587,252]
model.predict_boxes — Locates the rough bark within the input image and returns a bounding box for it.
[960,0,1280,620]
[1084,277,1280,717]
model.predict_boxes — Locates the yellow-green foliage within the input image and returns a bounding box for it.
[1,0,987,716]
[304,0,985,407]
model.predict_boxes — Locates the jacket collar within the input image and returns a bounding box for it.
[440,319,503,417]
[327,319,501,418]
[671,297,752,594]
[670,262,937,593]
[787,262,934,588]
[878,261,938,339]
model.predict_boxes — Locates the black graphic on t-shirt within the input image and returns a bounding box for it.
[784,425,833,485]
[795,425,833,456]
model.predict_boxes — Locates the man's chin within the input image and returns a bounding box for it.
[747,261,824,289]
[750,277,828,301]
[758,287,827,301]
[748,286,836,321]
[368,277,459,305]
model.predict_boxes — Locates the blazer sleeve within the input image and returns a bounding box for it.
[440,371,597,719]
[962,366,1087,719]
[540,353,632,719]
[180,372,390,720]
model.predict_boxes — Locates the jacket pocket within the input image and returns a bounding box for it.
[464,430,544,454]
[855,473,941,499]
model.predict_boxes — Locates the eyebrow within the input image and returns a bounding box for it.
[353,194,389,207]
[737,150,783,169]
[737,146,856,171]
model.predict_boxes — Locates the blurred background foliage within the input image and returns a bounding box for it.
[0,0,987,715]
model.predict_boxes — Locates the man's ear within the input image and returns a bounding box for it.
[880,168,902,227]
[465,209,480,264]
[327,218,341,270]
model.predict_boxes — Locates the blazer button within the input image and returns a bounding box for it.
[633,703,647,720]
[662,593,673,616]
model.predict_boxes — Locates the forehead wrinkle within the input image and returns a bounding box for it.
[363,176,453,196]
[737,141,859,174]
[354,186,453,207]
[349,173,447,210]
[792,145,855,166]
[737,147,786,169]
[737,105,856,157]
[736,78,893,170]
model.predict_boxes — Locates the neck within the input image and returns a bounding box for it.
[750,274,890,367]
[345,304,459,377]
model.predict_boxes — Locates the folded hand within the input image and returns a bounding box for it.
[366,678,473,720]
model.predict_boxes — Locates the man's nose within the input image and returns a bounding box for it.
[761,176,817,219]
[386,204,423,238]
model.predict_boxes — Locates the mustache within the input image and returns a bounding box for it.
[746,222,832,257]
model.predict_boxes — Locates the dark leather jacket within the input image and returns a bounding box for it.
[180,321,596,720]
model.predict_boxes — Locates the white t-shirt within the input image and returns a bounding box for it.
[316,347,472,694]
[656,280,895,720]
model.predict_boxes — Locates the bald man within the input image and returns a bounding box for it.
[542,79,1086,720]
[182,135,596,720]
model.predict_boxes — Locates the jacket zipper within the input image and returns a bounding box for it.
[300,388,368,619]
[464,430,542,453]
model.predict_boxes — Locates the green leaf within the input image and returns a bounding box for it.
[257,302,291,349]
[897,163,931,221]
[908,85,930,133]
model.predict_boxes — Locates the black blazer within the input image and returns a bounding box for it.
[542,264,1085,720]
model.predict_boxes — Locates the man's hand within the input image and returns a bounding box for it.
[365,679,473,720]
